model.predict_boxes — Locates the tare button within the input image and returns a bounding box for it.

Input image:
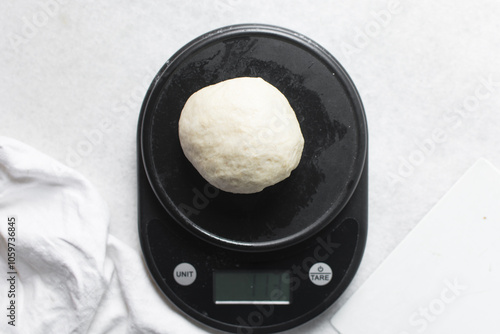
[173,263,197,286]
[309,262,333,286]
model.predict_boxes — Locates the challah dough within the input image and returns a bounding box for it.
[178,77,304,194]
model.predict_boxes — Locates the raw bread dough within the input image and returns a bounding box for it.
[178,77,304,194]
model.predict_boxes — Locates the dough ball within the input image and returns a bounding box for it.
[178,77,304,194]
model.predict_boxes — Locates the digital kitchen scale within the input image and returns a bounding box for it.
[138,24,368,333]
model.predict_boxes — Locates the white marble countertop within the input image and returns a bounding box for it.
[2,1,500,332]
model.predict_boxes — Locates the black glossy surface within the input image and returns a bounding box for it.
[139,24,367,252]
[138,154,368,334]
[138,24,368,333]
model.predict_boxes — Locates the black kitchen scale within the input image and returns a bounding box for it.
[138,24,368,333]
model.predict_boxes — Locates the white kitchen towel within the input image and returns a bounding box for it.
[0,136,207,334]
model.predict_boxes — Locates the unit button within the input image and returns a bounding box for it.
[309,262,332,286]
[173,263,197,286]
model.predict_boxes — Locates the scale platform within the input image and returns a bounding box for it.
[138,24,368,333]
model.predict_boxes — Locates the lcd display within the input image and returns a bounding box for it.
[214,271,290,305]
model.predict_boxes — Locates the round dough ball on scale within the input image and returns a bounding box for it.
[178,77,304,194]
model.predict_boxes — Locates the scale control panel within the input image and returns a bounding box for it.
[142,215,363,333]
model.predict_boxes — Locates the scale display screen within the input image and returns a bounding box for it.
[214,271,291,305]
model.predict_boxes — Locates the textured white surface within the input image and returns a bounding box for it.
[1,1,500,333]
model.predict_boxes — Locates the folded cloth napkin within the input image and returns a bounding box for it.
[0,137,207,334]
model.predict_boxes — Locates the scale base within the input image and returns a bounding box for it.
[138,157,367,333]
